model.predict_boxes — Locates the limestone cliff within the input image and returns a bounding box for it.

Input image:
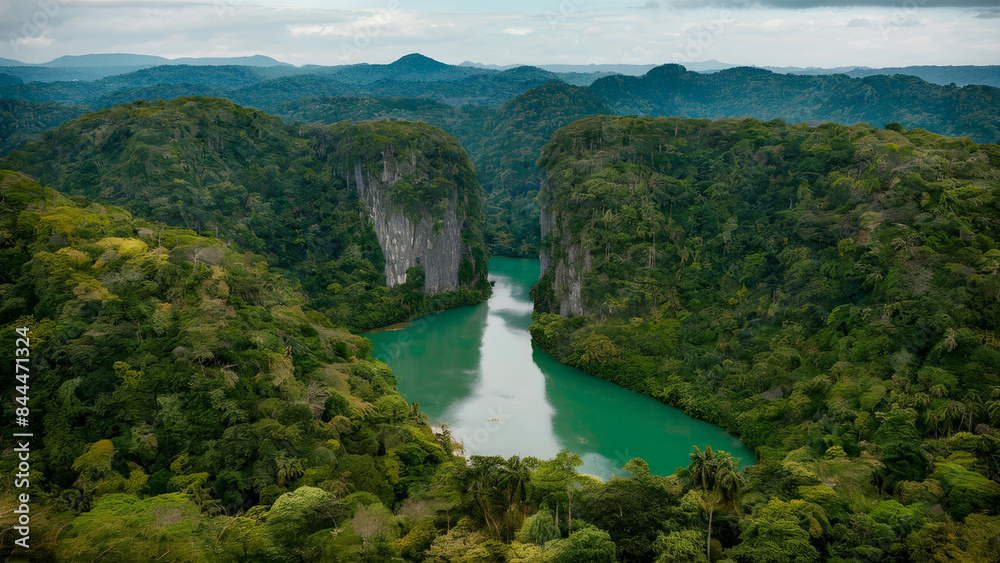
[354,158,462,295]
[537,178,591,317]
[348,127,488,297]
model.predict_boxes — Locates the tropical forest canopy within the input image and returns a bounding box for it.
[0,97,490,332]
[4,55,1000,258]
[0,55,999,562]
[532,115,1000,560]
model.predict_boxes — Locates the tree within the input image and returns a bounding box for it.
[654,529,708,563]
[688,446,744,561]
[873,404,928,488]
[265,487,338,543]
[581,460,675,562]
[274,451,305,487]
[353,502,398,551]
[549,527,616,563]
[730,499,823,563]
[517,508,560,546]
[71,439,116,499]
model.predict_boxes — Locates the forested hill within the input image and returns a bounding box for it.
[532,115,1000,559]
[4,59,1000,260]
[591,65,1000,144]
[0,99,88,155]
[0,54,595,110]
[0,170,451,560]
[0,97,490,331]
[261,69,1000,258]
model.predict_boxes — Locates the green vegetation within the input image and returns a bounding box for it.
[0,100,88,156]
[3,60,1000,561]
[275,81,611,258]
[0,97,489,331]
[262,70,1000,258]
[532,115,1000,560]
[0,169,860,563]
[0,170,448,560]
[5,59,1000,259]
[591,65,1000,144]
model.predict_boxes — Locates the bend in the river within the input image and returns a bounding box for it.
[364,257,755,479]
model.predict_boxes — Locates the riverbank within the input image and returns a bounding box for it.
[365,257,754,479]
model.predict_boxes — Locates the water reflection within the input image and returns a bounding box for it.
[364,258,754,479]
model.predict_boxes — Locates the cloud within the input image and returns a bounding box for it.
[1,0,998,68]
[759,19,788,30]
[13,35,56,49]
[753,0,1000,6]
[632,0,1000,6]
[288,25,350,38]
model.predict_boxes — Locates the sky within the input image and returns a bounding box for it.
[2,0,999,68]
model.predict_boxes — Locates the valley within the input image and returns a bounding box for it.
[0,53,998,562]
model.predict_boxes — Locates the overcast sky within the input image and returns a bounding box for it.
[2,0,998,67]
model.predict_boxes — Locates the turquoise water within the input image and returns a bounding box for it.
[364,257,754,479]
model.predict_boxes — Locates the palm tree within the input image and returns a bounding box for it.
[988,389,1000,427]
[714,454,743,515]
[689,446,744,562]
[689,445,717,492]
[944,400,965,437]
[498,455,532,542]
[275,451,304,487]
[962,391,983,433]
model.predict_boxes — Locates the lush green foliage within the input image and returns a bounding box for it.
[591,65,1000,144]
[0,97,489,331]
[0,166,829,563]
[532,115,1000,560]
[263,70,1000,259]
[5,59,1000,261]
[272,81,612,258]
[3,59,1000,561]
[0,99,88,156]
[0,171,453,560]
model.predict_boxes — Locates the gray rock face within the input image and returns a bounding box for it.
[539,200,553,276]
[353,158,462,295]
[538,179,591,317]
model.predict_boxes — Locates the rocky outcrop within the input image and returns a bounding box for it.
[352,154,463,295]
[538,179,591,317]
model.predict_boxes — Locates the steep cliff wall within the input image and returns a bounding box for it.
[344,121,489,298]
[353,158,463,295]
[0,98,490,330]
[537,179,590,317]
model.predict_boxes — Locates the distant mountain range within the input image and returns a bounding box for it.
[460,60,734,75]
[0,54,293,82]
[2,53,998,89]
[1,53,292,67]
[461,59,1000,88]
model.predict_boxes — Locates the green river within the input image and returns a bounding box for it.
[365,258,754,479]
